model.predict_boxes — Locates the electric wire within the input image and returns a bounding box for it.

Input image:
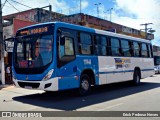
[8,0,32,9]
[6,0,20,12]
[2,0,7,9]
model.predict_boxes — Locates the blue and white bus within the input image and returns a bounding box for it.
[12,22,154,95]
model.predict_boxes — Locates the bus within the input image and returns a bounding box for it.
[154,56,160,74]
[12,22,154,95]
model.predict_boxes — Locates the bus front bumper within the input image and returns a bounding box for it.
[12,78,59,91]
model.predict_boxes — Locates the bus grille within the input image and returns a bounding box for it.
[18,82,40,88]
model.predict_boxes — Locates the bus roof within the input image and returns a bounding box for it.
[17,21,151,44]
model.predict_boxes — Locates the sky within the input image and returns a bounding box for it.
[2,0,160,46]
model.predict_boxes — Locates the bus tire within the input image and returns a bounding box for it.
[79,74,91,96]
[133,70,140,85]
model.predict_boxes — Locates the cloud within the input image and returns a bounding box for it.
[81,0,89,9]
[112,0,160,46]
[68,0,89,14]
[115,0,160,18]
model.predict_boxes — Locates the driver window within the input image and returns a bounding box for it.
[58,36,75,68]
[59,37,74,58]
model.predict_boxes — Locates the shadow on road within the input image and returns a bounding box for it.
[13,81,160,110]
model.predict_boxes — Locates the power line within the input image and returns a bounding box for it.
[9,0,32,9]
[2,0,7,9]
[6,0,20,12]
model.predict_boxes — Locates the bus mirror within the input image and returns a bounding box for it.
[60,37,65,46]
[57,29,62,36]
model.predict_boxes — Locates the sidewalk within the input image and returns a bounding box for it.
[0,84,13,89]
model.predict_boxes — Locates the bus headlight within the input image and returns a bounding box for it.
[42,69,54,81]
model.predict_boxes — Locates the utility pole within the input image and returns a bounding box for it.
[94,3,101,18]
[49,5,52,21]
[108,8,113,22]
[0,0,5,84]
[41,5,52,21]
[140,23,153,39]
[80,0,81,13]
[103,11,107,20]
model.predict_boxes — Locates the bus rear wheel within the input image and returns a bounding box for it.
[79,74,91,96]
[133,70,140,85]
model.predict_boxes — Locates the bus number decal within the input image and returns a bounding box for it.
[83,59,91,65]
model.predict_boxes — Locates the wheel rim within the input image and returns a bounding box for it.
[81,79,89,91]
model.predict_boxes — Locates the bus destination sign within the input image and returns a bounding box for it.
[19,26,48,36]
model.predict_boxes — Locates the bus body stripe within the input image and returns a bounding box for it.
[99,69,154,74]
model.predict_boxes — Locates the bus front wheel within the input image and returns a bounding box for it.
[133,70,140,85]
[79,74,91,96]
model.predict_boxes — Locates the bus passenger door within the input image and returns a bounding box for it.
[57,35,78,90]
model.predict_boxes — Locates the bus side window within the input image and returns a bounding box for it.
[110,37,121,56]
[94,35,107,56]
[79,32,92,55]
[147,44,152,58]
[141,43,148,57]
[58,36,75,67]
[121,39,131,57]
[107,37,111,56]
[129,41,134,57]
[133,42,140,57]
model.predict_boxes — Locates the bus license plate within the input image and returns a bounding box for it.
[25,86,32,89]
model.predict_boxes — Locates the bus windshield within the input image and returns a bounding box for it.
[14,34,53,73]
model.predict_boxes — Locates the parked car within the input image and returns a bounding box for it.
[154,66,160,74]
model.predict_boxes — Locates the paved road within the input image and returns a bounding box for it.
[0,75,160,119]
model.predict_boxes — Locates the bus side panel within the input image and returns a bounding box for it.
[56,60,79,90]
[98,57,154,84]
[128,58,154,79]
[56,55,99,90]
[75,55,99,85]
[98,56,127,84]
[139,58,154,78]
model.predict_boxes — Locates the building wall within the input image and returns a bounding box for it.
[3,25,13,39]
[3,8,65,23]
[16,9,37,22]
[13,18,38,35]
[3,18,38,39]
[53,13,154,40]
